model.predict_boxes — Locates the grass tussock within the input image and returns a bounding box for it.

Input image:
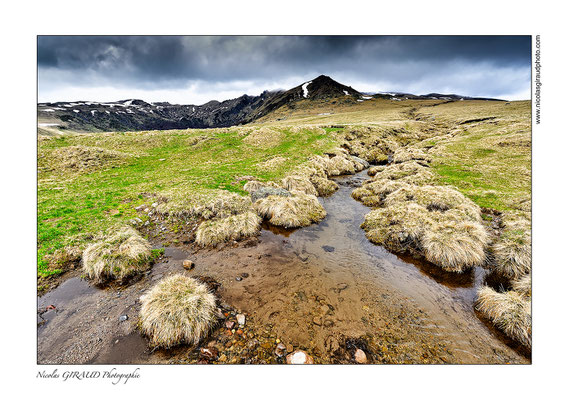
[360,185,488,272]
[51,145,132,172]
[155,189,252,220]
[492,213,531,279]
[370,161,435,185]
[243,127,285,148]
[83,226,152,283]
[281,175,319,196]
[195,211,262,246]
[392,147,432,164]
[250,187,291,203]
[310,176,339,196]
[140,275,217,348]
[475,286,531,347]
[255,193,326,228]
[512,274,532,297]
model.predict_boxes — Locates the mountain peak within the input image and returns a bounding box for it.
[297,75,361,100]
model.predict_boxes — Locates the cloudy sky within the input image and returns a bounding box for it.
[38,36,531,104]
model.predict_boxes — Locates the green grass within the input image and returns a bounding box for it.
[37,127,337,277]
[427,101,531,213]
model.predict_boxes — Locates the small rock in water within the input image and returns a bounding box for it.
[240,272,249,278]
[322,245,335,252]
[226,321,235,330]
[183,260,195,270]
[200,347,218,360]
[312,316,322,326]
[274,343,287,357]
[286,350,314,364]
[236,314,246,326]
[235,276,242,281]
[354,348,367,364]
[119,315,128,322]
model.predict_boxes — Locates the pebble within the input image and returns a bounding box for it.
[218,354,227,363]
[274,343,287,357]
[354,349,367,364]
[322,245,335,252]
[183,260,195,270]
[286,350,314,365]
[226,321,235,330]
[312,316,322,326]
[235,277,242,281]
[119,315,128,322]
[236,314,246,326]
[151,202,158,207]
[200,347,218,360]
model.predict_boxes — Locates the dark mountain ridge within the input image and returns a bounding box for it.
[38,75,504,132]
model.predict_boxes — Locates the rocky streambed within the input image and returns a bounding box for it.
[37,171,529,364]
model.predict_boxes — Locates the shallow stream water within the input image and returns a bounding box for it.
[38,170,529,364]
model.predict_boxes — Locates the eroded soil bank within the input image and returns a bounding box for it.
[38,171,529,364]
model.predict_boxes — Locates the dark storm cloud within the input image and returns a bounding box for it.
[38,36,531,100]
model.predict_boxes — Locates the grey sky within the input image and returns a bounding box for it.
[38,36,531,104]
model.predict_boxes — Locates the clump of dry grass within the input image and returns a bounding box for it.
[512,274,532,297]
[360,184,488,272]
[83,226,152,283]
[243,127,285,148]
[492,213,531,279]
[257,156,288,171]
[362,203,428,254]
[51,145,131,172]
[310,176,339,196]
[422,218,489,272]
[155,188,252,220]
[255,193,326,228]
[351,180,412,207]
[475,286,531,347]
[371,161,435,185]
[281,175,318,196]
[243,180,265,193]
[195,211,261,246]
[392,147,432,164]
[250,187,291,202]
[384,185,482,222]
[139,275,217,348]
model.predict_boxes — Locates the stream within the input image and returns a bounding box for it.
[38,170,529,364]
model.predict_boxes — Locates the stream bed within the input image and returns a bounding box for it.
[38,170,529,364]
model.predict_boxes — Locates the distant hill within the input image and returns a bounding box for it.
[37,75,504,133]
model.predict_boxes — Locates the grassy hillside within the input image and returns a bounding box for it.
[37,99,531,278]
[37,126,337,279]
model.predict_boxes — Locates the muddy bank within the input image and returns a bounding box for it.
[38,171,529,364]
